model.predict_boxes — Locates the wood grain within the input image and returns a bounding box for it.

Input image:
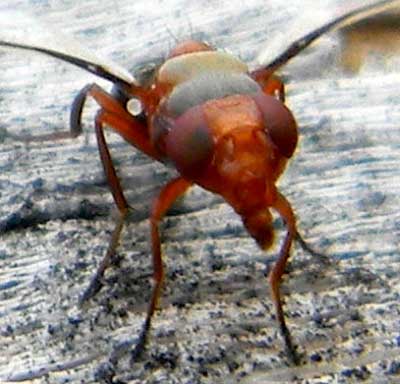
[0,1,399,383]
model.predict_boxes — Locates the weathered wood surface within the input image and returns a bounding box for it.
[0,1,399,383]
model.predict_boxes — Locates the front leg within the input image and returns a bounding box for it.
[130,176,192,361]
[100,177,192,381]
[268,190,300,364]
[75,84,162,302]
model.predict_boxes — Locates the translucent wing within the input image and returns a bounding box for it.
[256,0,400,72]
[0,11,136,87]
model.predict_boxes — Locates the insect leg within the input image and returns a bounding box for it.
[78,85,160,302]
[130,176,192,361]
[73,83,161,159]
[69,84,95,138]
[6,84,91,142]
[269,191,300,364]
[295,231,331,266]
[78,110,131,303]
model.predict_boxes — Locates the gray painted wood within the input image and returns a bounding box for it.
[0,1,399,383]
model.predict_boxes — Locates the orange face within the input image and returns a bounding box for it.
[199,95,285,208]
[149,43,297,220]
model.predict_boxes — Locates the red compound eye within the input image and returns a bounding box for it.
[253,92,298,158]
[165,105,214,179]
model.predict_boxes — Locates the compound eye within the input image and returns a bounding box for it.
[165,105,214,179]
[253,92,298,158]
